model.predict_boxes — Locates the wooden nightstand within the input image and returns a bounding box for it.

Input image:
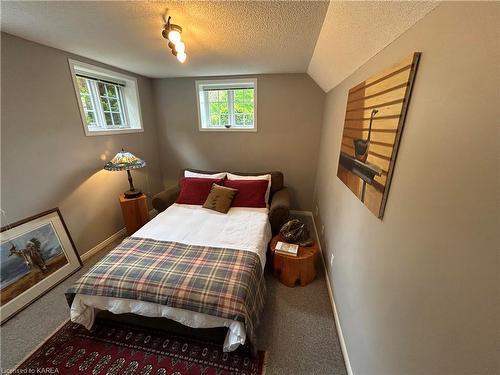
[270,234,319,287]
[119,194,149,236]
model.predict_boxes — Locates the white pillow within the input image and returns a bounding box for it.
[226,172,272,206]
[184,170,227,179]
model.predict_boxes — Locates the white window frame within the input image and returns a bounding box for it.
[78,77,129,130]
[195,78,258,132]
[68,59,144,136]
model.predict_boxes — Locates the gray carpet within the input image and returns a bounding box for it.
[0,215,347,374]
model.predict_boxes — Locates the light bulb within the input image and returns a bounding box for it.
[175,42,185,54]
[177,52,187,63]
[168,30,181,44]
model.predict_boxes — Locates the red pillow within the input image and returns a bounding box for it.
[224,180,268,208]
[176,178,223,205]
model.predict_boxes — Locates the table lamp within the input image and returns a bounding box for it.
[104,148,146,199]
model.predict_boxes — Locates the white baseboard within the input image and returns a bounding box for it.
[80,228,126,262]
[80,209,158,263]
[294,211,353,375]
[325,269,353,375]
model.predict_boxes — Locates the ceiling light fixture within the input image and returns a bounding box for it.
[176,52,187,63]
[175,42,185,54]
[162,16,187,64]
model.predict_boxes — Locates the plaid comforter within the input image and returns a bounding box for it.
[66,237,265,347]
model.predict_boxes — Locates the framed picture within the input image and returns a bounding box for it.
[1,208,82,324]
[337,52,421,218]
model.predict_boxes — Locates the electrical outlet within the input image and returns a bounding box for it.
[321,224,325,237]
[315,205,319,217]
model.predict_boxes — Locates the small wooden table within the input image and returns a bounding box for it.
[270,234,319,287]
[119,194,149,236]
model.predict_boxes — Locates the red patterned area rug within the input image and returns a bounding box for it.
[15,320,267,375]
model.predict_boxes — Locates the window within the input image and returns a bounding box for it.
[69,59,143,136]
[76,77,127,129]
[196,79,257,131]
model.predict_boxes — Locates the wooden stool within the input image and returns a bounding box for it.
[270,234,319,287]
[119,194,149,236]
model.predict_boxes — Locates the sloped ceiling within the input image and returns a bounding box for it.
[308,1,439,92]
[0,1,328,78]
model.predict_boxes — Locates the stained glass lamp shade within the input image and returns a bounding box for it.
[104,149,146,198]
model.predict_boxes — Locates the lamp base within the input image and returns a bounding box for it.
[124,190,143,199]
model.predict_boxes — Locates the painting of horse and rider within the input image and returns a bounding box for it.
[1,208,82,323]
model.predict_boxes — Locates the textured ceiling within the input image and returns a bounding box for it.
[0,1,329,78]
[308,1,439,92]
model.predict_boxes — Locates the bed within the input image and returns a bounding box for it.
[66,172,285,352]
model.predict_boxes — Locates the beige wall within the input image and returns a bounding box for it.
[313,3,499,375]
[153,74,325,210]
[1,33,163,255]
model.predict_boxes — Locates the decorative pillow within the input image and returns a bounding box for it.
[226,173,272,205]
[224,180,268,208]
[184,170,227,179]
[203,184,238,214]
[176,177,223,205]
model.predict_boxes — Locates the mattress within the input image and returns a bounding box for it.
[70,203,272,351]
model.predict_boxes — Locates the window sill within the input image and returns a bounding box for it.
[199,127,257,133]
[84,128,144,136]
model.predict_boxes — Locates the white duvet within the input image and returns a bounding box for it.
[70,203,272,351]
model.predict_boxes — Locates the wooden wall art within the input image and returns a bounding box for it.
[337,52,421,218]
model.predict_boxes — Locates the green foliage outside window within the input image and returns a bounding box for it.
[77,77,125,128]
[207,88,254,127]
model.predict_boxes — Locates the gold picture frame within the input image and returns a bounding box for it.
[1,208,82,324]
